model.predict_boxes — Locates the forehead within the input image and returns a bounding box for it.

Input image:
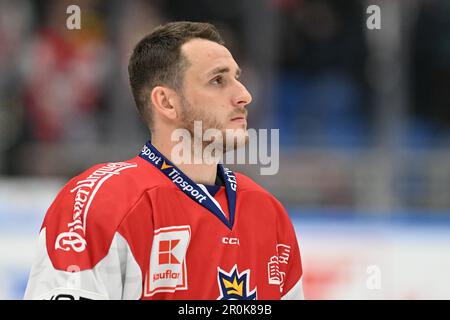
[181,38,239,75]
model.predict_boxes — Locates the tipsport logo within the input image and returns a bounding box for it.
[166,167,207,204]
[223,167,237,192]
[217,265,257,300]
[141,145,163,166]
[141,145,207,203]
[141,145,175,173]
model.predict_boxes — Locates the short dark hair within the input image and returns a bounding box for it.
[128,21,225,128]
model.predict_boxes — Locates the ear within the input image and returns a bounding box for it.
[150,86,178,120]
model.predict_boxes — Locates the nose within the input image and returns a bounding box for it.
[232,80,253,108]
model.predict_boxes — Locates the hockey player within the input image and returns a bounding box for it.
[24,21,304,300]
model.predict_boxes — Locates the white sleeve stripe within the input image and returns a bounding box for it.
[24,228,143,300]
[281,277,304,300]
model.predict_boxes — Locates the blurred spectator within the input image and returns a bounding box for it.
[20,0,113,143]
[411,0,450,145]
[274,0,370,147]
[110,0,166,143]
[0,0,33,173]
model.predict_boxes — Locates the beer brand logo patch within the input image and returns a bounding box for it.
[55,162,137,253]
[267,244,291,291]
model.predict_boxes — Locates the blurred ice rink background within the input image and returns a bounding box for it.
[1,0,450,299]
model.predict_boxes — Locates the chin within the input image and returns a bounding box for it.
[223,128,249,151]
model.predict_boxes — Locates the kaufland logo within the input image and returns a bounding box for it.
[158,239,181,264]
[153,239,182,282]
[144,226,191,297]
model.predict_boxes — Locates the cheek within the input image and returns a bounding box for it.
[184,91,229,126]
[184,86,212,104]
[190,88,227,107]
[199,107,226,130]
[210,105,228,121]
[195,99,227,119]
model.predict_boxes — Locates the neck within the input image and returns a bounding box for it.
[151,137,219,185]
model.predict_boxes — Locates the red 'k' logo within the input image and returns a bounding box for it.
[158,239,181,264]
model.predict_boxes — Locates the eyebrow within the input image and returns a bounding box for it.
[207,66,242,77]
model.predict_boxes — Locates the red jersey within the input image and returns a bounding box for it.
[24,142,304,300]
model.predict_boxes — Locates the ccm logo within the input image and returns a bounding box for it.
[222,237,240,245]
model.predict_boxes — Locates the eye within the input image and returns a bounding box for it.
[210,76,224,85]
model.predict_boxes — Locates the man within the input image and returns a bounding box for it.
[24,21,304,300]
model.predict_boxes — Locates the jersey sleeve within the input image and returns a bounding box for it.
[273,199,304,300]
[24,162,146,300]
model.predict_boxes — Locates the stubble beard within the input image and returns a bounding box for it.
[178,94,249,156]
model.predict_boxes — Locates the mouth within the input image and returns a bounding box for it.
[230,116,247,124]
